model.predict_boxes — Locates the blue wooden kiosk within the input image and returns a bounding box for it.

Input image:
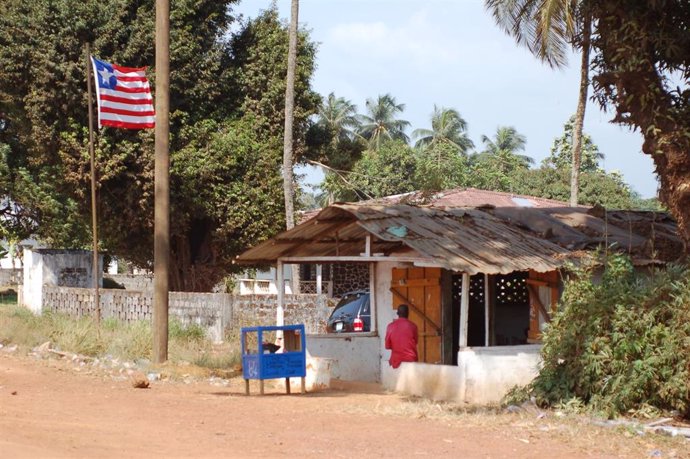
[241,324,307,395]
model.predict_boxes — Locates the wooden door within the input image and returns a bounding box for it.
[390,267,442,364]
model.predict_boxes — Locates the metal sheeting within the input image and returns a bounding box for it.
[236,201,681,274]
[350,205,571,274]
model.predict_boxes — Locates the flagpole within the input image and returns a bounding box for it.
[85,43,101,328]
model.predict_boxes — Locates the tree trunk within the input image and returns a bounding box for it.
[645,135,690,249]
[283,0,300,293]
[569,15,592,207]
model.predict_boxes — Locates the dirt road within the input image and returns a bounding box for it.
[0,352,685,458]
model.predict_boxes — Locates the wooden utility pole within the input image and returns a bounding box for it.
[153,0,170,363]
[85,43,101,327]
[283,0,300,295]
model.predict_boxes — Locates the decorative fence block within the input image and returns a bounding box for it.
[42,286,333,342]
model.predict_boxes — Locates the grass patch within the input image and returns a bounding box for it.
[0,289,17,305]
[0,303,240,373]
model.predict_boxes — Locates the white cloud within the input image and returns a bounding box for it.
[329,10,461,68]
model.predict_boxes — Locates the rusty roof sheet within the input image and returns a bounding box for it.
[238,199,682,274]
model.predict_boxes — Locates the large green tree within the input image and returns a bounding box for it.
[512,167,639,209]
[467,127,533,191]
[307,92,363,171]
[415,142,468,192]
[331,140,418,200]
[0,1,319,291]
[588,0,690,247]
[543,116,604,172]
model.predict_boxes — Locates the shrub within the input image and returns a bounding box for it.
[530,254,690,418]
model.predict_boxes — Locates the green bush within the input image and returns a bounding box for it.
[169,318,206,342]
[530,254,690,418]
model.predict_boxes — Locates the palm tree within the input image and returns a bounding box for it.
[282,0,299,293]
[357,94,410,149]
[317,92,359,145]
[485,0,591,207]
[412,105,474,155]
[476,126,533,171]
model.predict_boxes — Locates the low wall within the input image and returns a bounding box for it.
[384,345,542,404]
[461,345,542,403]
[42,287,332,342]
[307,334,381,382]
[0,268,22,287]
[104,274,153,291]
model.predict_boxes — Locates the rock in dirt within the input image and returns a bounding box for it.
[32,341,51,354]
[129,372,150,389]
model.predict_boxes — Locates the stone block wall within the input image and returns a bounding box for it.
[105,274,154,291]
[231,294,335,334]
[42,286,333,342]
[331,263,370,297]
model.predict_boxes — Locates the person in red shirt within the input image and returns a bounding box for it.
[385,304,418,368]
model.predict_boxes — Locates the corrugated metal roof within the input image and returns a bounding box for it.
[238,198,682,274]
[296,187,578,224]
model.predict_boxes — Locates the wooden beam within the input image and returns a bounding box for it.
[276,261,284,326]
[369,262,377,333]
[484,273,489,347]
[316,264,322,296]
[274,218,356,258]
[459,273,469,348]
[279,255,438,264]
[527,283,551,323]
[391,278,440,288]
[526,278,557,288]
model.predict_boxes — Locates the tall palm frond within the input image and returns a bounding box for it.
[412,105,474,155]
[357,93,410,149]
[485,0,590,206]
[486,0,578,68]
[317,92,359,142]
[479,126,533,168]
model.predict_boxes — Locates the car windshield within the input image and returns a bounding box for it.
[332,292,368,317]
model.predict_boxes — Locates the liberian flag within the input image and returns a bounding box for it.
[90,56,155,129]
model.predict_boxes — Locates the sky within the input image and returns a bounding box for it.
[234,0,659,198]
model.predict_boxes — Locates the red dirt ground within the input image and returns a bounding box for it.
[0,352,686,458]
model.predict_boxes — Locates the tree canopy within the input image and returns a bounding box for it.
[588,0,690,246]
[543,116,603,172]
[0,1,320,291]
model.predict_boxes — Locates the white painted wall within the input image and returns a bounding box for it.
[22,249,102,314]
[306,334,380,381]
[387,345,542,404]
[460,345,542,403]
[22,249,42,313]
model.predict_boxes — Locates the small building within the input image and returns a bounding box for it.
[236,189,681,403]
[22,249,103,314]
